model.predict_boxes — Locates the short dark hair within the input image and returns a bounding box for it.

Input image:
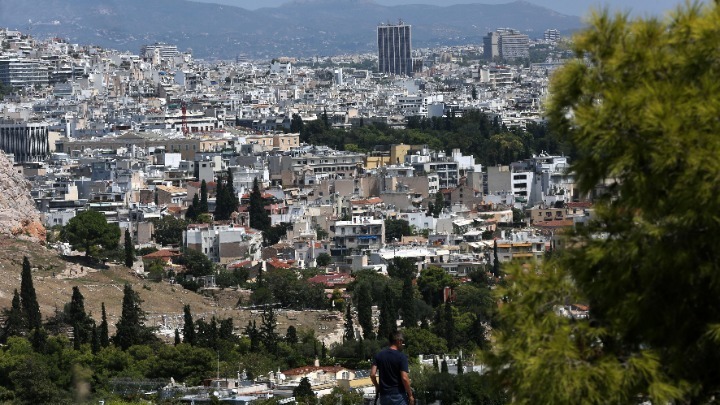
[389,331,404,345]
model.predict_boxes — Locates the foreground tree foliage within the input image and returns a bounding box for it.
[489,4,720,404]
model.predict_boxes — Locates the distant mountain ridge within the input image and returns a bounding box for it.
[0,0,582,59]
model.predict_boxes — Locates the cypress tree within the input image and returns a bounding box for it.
[67,286,91,344]
[260,307,278,354]
[113,284,153,350]
[286,325,298,345]
[493,240,501,277]
[187,194,199,221]
[356,283,374,340]
[73,324,81,350]
[432,356,439,372]
[356,336,365,359]
[322,107,329,128]
[343,303,355,341]
[401,277,417,328]
[433,191,444,218]
[174,329,181,346]
[225,168,239,215]
[444,302,456,350]
[245,320,259,352]
[20,256,41,330]
[378,285,397,341]
[219,318,234,341]
[99,302,109,348]
[183,304,196,345]
[214,172,226,220]
[1,289,24,342]
[441,358,449,373]
[199,180,209,213]
[249,177,270,231]
[91,323,100,354]
[293,377,315,401]
[124,229,134,268]
[469,314,488,350]
[457,356,464,374]
[29,327,47,353]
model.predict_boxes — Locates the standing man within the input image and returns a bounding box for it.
[371,331,415,405]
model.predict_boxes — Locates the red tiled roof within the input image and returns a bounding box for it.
[241,192,276,199]
[142,249,181,259]
[350,197,383,205]
[229,260,253,268]
[308,273,354,287]
[187,181,217,188]
[567,202,593,209]
[281,365,348,376]
[266,258,292,269]
[534,219,574,228]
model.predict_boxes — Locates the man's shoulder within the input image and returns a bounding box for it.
[377,348,407,359]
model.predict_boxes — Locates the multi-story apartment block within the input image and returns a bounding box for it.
[184,223,262,264]
[268,148,365,187]
[499,30,530,60]
[0,58,49,87]
[544,29,561,42]
[330,216,385,256]
[494,233,547,263]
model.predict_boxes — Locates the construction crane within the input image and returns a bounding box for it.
[181,100,189,135]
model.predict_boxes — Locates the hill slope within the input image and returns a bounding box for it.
[0,0,582,58]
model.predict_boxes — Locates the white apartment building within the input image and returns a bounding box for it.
[330,216,385,256]
[184,223,262,264]
[0,58,49,87]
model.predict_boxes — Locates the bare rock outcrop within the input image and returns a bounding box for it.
[0,154,45,242]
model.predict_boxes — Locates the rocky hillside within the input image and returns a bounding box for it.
[0,154,45,242]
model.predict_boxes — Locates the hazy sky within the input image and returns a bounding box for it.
[198,0,701,17]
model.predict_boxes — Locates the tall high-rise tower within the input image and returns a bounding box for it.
[377,21,413,76]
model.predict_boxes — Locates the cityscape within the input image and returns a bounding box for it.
[0,0,715,404]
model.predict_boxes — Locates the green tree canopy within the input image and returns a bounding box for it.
[417,266,456,308]
[177,248,216,277]
[63,210,120,260]
[385,218,412,244]
[151,216,188,246]
[489,4,720,404]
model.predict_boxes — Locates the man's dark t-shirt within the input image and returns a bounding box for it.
[372,347,410,395]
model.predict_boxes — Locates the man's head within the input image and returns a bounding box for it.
[389,331,405,349]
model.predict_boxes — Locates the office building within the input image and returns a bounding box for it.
[377,22,413,76]
[483,32,500,60]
